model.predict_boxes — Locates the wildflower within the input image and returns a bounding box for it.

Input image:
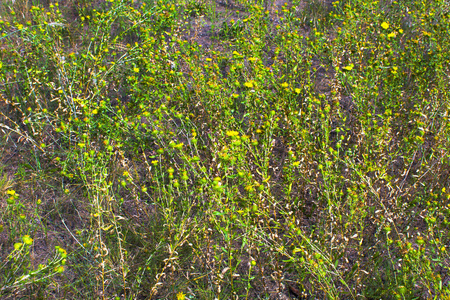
[22,235,33,245]
[226,130,239,137]
[176,292,186,300]
[244,81,254,88]
[6,190,16,196]
[281,82,289,88]
[391,66,398,74]
[56,266,65,273]
[387,31,396,38]
[343,63,354,71]
[57,246,67,258]
[381,22,389,29]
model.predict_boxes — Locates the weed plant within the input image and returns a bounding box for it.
[1,0,449,299]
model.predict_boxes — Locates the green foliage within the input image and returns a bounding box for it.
[1,0,450,298]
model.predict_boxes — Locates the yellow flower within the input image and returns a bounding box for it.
[6,190,16,196]
[56,266,65,273]
[281,82,289,88]
[176,292,186,300]
[226,130,239,137]
[57,246,67,258]
[387,31,396,38]
[343,63,354,71]
[381,22,389,29]
[244,81,254,88]
[22,235,33,245]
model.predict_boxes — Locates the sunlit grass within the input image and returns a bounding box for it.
[0,0,449,299]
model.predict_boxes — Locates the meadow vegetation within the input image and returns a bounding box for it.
[0,0,450,298]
